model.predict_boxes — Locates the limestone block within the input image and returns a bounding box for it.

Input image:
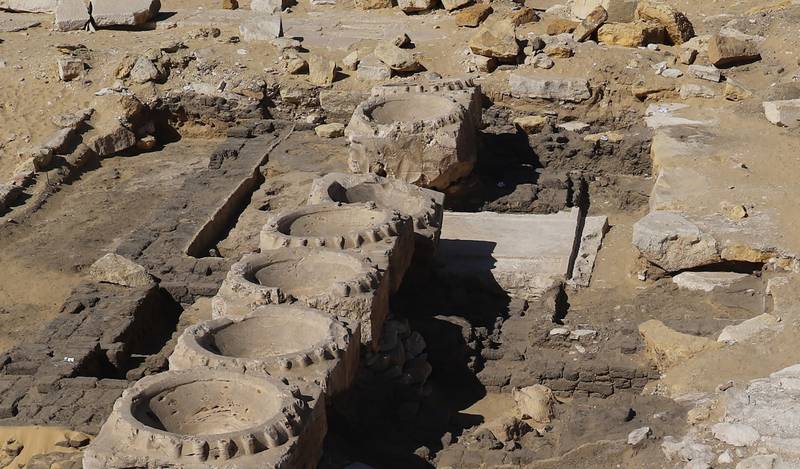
[170,304,360,396]
[441,0,470,11]
[763,99,800,128]
[688,64,721,82]
[468,18,519,60]
[397,0,434,13]
[573,6,607,42]
[0,0,57,13]
[88,253,154,288]
[512,385,555,424]
[90,0,160,27]
[717,314,781,344]
[83,369,326,469]
[509,74,591,102]
[632,211,720,272]
[354,0,390,9]
[356,55,391,81]
[638,319,720,371]
[54,0,90,31]
[597,22,667,47]
[573,0,637,22]
[240,14,282,41]
[455,4,492,28]
[374,43,422,72]
[634,0,694,45]
[708,34,761,68]
[672,271,748,292]
[251,0,283,13]
[308,54,335,87]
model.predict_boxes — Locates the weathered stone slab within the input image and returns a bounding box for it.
[633,211,720,272]
[568,215,608,288]
[509,73,591,102]
[436,209,581,299]
[0,0,56,13]
[672,271,749,293]
[240,13,282,41]
[572,0,636,21]
[54,0,89,31]
[718,313,781,345]
[0,11,40,31]
[763,99,800,128]
[90,0,160,28]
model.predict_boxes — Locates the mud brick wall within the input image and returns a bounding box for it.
[477,359,658,398]
[115,128,284,304]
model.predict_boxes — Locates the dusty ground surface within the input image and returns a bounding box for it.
[1,0,800,467]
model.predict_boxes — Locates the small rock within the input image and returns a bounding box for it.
[397,0,435,13]
[736,454,778,469]
[529,53,554,69]
[679,48,697,65]
[308,55,336,86]
[357,55,391,81]
[374,42,422,72]
[251,0,284,13]
[661,68,683,78]
[441,0,471,11]
[763,99,800,128]
[469,19,519,60]
[546,19,578,35]
[58,57,83,81]
[688,64,722,82]
[512,385,555,424]
[628,426,652,446]
[136,135,157,151]
[286,57,308,74]
[634,0,694,45]
[314,123,345,138]
[718,451,733,464]
[342,51,360,71]
[354,0,392,9]
[470,54,496,73]
[393,33,411,48]
[558,121,590,132]
[508,7,539,26]
[514,115,549,133]
[240,14,283,41]
[130,56,161,84]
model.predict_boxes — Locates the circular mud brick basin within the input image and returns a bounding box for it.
[83,369,325,468]
[259,202,408,251]
[170,304,358,395]
[212,247,381,317]
[308,172,443,242]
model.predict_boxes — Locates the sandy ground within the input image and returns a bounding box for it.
[0,426,89,467]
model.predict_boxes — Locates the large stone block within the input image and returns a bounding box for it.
[90,0,160,27]
[240,13,282,41]
[632,211,720,272]
[707,33,761,68]
[509,73,591,102]
[0,0,57,13]
[346,81,480,191]
[54,0,90,31]
[597,22,666,47]
[634,0,694,45]
[83,369,326,468]
[170,304,359,397]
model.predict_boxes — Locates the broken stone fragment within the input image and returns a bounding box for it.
[87,124,137,157]
[509,74,592,102]
[88,253,155,288]
[90,0,161,28]
[512,385,555,424]
[573,0,636,22]
[129,56,160,84]
[469,19,519,60]
[342,51,359,71]
[597,22,667,47]
[54,0,90,32]
[397,0,433,11]
[357,55,391,81]
[455,3,492,28]
[763,99,800,128]
[707,33,761,68]
[638,319,720,370]
[627,426,652,446]
[0,0,57,13]
[634,0,694,45]
[470,53,496,73]
[308,54,336,86]
[314,123,345,138]
[717,313,781,345]
[527,53,554,69]
[723,80,752,101]
[374,42,422,72]
[632,211,720,271]
[546,18,578,35]
[688,64,721,82]
[711,423,760,447]
[672,271,748,293]
[354,0,391,9]
[57,56,83,81]
[507,7,539,26]
[572,6,607,42]
[440,0,470,11]
[239,14,282,41]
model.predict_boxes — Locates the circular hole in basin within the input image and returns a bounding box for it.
[210,313,330,359]
[345,183,428,216]
[133,379,281,436]
[283,206,386,238]
[252,257,361,297]
[367,95,454,125]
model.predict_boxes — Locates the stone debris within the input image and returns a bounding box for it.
[672,271,748,292]
[469,18,519,60]
[90,0,160,28]
[455,3,491,28]
[597,22,667,47]
[634,0,695,45]
[509,74,592,102]
[513,115,549,134]
[627,426,652,446]
[717,314,781,345]
[711,422,760,447]
[356,54,392,81]
[512,385,555,424]
[251,0,284,14]
[240,13,282,41]
[88,253,155,288]
[708,33,761,68]
[374,42,422,73]
[763,99,800,128]
[315,122,345,138]
[0,0,56,13]
[57,57,83,81]
[398,0,434,13]
[53,0,90,31]
[572,6,607,42]
[308,54,336,86]
[639,319,720,370]
[687,64,721,82]
[633,211,719,272]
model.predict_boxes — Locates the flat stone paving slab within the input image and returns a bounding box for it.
[436,209,581,299]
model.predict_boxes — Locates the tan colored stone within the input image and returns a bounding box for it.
[597,22,667,47]
[634,0,694,45]
[546,18,579,35]
[222,0,238,8]
[455,3,492,28]
[708,34,761,68]
[724,80,753,101]
[354,0,391,9]
[374,43,423,72]
[308,55,336,87]
[512,385,555,424]
[508,7,539,26]
[513,115,549,134]
[88,253,155,288]
[468,19,519,60]
[573,6,608,42]
[638,319,720,371]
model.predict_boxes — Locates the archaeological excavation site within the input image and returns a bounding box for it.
[1,0,800,467]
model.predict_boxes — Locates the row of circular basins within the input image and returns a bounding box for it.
[83,173,444,468]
